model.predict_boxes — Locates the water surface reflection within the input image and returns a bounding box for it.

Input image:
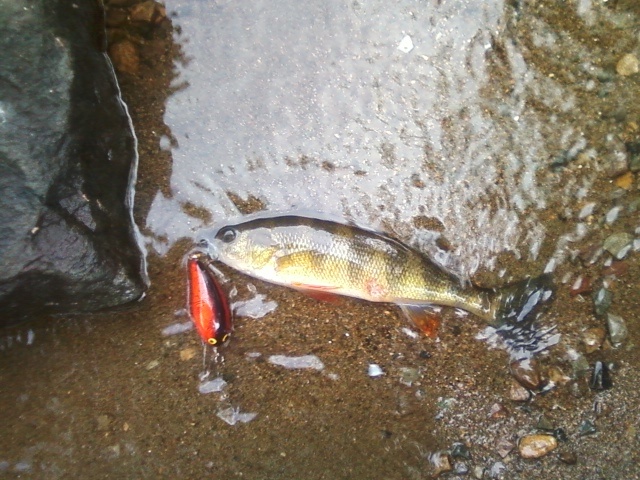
[144,0,640,281]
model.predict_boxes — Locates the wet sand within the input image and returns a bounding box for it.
[1,0,639,478]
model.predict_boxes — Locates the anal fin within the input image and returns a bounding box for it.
[292,283,343,304]
[399,304,441,339]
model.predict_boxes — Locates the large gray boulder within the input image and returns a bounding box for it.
[0,0,147,323]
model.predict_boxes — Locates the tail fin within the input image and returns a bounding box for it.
[494,274,555,326]
[488,274,557,358]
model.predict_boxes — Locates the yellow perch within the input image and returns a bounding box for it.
[209,215,553,337]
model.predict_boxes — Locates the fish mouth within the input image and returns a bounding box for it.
[192,238,220,261]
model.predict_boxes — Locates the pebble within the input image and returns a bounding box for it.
[510,358,541,390]
[558,450,578,465]
[146,359,160,370]
[399,367,420,386]
[397,35,414,53]
[508,379,531,402]
[616,53,639,76]
[473,466,485,479]
[582,327,606,353]
[604,205,623,224]
[368,364,384,377]
[495,438,515,458]
[180,347,197,361]
[553,428,568,442]
[602,260,629,277]
[547,366,571,386]
[429,451,452,476]
[592,288,613,316]
[198,377,227,394]
[569,379,589,398]
[606,313,628,346]
[216,407,257,426]
[489,402,509,419]
[454,462,469,475]
[451,442,472,460]
[604,154,629,179]
[96,414,114,431]
[577,419,597,436]
[129,0,166,24]
[603,233,634,259]
[518,434,558,459]
[536,415,554,431]
[268,354,324,370]
[614,171,634,189]
[590,361,612,390]
[488,462,506,478]
[161,321,192,336]
[108,40,140,74]
[570,275,592,296]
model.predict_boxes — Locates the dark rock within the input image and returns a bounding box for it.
[553,428,568,442]
[589,361,612,390]
[451,442,472,460]
[577,419,597,437]
[0,0,147,323]
[592,288,613,316]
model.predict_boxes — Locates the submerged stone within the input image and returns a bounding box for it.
[606,313,628,346]
[268,355,325,370]
[510,358,542,390]
[582,327,606,353]
[451,442,472,460]
[592,288,613,316]
[558,450,578,465]
[577,419,597,436]
[509,379,531,402]
[590,361,612,390]
[518,434,558,459]
[616,53,639,76]
[428,451,452,476]
[603,233,634,259]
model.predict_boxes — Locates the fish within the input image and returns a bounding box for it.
[206,215,553,340]
[187,255,233,346]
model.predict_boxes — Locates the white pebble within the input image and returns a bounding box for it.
[397,35,414,53]
[161,321,192,336]
[268,354,324,370]
[198,377,227,394]
[401,327,419,339]
[216,407,257,426]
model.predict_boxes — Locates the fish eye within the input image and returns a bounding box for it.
[208,338,217,345]
[217,227,237,243]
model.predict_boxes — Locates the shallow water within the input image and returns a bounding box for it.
[1,0,639,478]
[146,0,632,278]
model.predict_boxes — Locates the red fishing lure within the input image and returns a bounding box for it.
[187,256,232,346]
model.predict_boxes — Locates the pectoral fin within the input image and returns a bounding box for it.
[399,304,441,339]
